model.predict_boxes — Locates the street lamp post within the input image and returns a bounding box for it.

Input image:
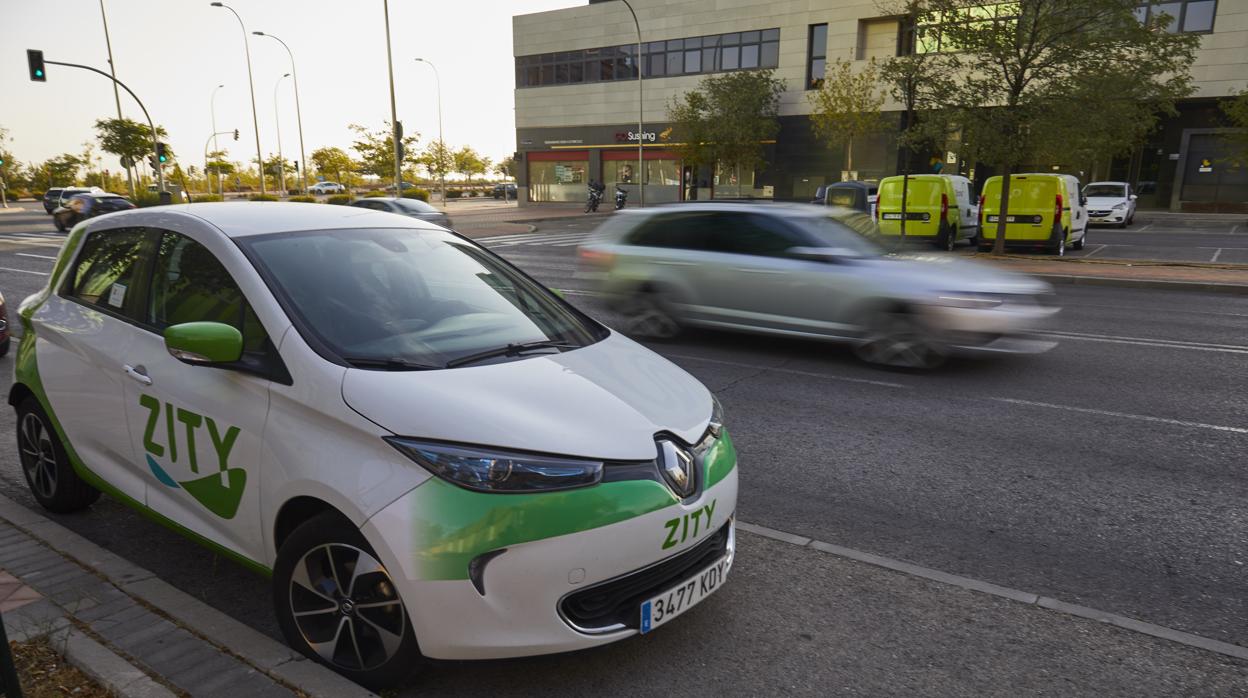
[619,0,644,208]
[254,32,307,194]
[204,130,234,197]
[274,73,290,195]
[98,0,135,198]
[382,0,402,194]
[413,58,445,206]
[210,83,224,195]
[210,2,265,196]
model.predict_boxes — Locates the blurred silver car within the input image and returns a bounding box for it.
[576,203,1059,368]
[350,196,453,229]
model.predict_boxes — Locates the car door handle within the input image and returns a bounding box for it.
[123,364,152,386]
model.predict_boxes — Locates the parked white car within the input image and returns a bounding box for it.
[1084,181,1136,228]
[10,203,737,689]
[309,181,346,195]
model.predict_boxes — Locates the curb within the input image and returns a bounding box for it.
[1029,272,1248,295]
[0,493,377,698]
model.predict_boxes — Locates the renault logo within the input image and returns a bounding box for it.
[657,439,696,498]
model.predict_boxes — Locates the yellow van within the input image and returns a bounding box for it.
[875,174,978,251]
[978,174,1088,255]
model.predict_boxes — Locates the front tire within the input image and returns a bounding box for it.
[619,289,682,339]
[16,397,100,513]
[274,511,423,690]
[854,310,946,370]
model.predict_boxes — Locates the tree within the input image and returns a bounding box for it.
[808,58,887,177]
[1219,91,1248,168]
[668,69,785,192]
[310,147,358,188]
[0,127,15,199]
[926,0,1199,254]
[494,155,518,180]
[349,122,419,179]
[453,146,489,186]
[94,117,167,196]
[36,154,86,187]
[420,140,454,182]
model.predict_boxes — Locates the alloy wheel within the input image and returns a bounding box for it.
[289,543,406,672]
[18,413,57,499]
[855,313,943,369]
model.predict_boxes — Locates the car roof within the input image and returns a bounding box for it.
[101,201,439,238]
[1087,181,1128,186]
[643,201,860,219]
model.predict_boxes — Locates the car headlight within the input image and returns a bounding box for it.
[385,438,603,493]
[709,395,725,438]
[934,292,1005,309]
[1112,203,1126,210]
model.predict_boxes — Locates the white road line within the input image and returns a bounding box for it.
[1230,225,1239,235]
[16,252,57,260]
[991,397,1248,434]
[1135,223,1154,232]
[1042,330,1248,354]
[1084,244,1108,258]
[664,352,910,389]
[0,266,49,276]
[1211,248,1223,263]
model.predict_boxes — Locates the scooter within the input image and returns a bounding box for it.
[615,186,628,210]
[586,186,604,213]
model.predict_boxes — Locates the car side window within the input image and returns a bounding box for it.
[627,213,714,251]
[709,213,798,257]
[64,228,148,315]
[147,231,269,354]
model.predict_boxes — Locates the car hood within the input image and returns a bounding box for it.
[854,254,1052,296]
[341,331,712,460]
[1086,196,1127,208]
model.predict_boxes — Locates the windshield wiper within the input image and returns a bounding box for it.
[445,340,579,369]
[341,356,442,371]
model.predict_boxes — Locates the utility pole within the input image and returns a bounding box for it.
[255,32,308,194]
[211,3,265,196]
[99,0,135,198]
[620,0,644,208]
[383,0,402,193]
[414,58,445,206]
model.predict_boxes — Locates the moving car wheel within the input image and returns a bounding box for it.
[16,398,100,513]
[274,511,423,690]
[854,311,945,370]
[620,290,681,339]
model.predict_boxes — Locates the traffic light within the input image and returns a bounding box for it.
[233,129,239,141]
[27,49,46,82]
[156,143,168,164]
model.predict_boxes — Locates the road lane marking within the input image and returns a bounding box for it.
[734,522,1248,662]
[665,352,910,389]
[16,252,57,260]
[1041,330,1248,354]
[1211,248,1223,263]
[990,397,1248,434]
[1135,223,1154,232]
[1084,244,1108,258]
[1231,225,1239,235]
[0,266,49,276]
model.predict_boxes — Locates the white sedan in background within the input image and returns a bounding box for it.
[1084,182,1137,228]
[309,181,346,195]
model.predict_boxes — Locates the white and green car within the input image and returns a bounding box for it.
[9,203,738,688]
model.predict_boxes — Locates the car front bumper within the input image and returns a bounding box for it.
[362,432,739,660]
[920,298,1060,354]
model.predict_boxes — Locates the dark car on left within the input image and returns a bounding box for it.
[53,192,136,232]
[350,196,453,229]
[0,290,10,358]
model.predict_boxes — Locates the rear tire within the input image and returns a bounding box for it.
[1072,230,1085,251]
[16,397,100,513]
[274,511,424,690]
[1048,231,1066,256]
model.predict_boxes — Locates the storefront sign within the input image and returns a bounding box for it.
[1198,158,1213,173]
[544,139,584,145]
[617,131,657,143]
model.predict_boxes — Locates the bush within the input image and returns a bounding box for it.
[248,194,278,202]
[29,191,44,201]
[192,194,223,203]
[287,195,317,203]
[327,194,353,206]
[446,189,464,199]
[400,188,430,202]
[364,190,388,197]
[132,192,164,208]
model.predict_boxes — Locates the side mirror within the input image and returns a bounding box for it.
[1079,196,1088,206]
[164,322,243,365]
[1129,194,1138,201]
[787,246,853,263]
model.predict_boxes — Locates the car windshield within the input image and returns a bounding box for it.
[1084,184,1126,198]
[239,226,606,368]
[394,198,438,214]
[791,212,885,257]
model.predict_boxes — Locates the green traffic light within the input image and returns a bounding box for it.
[35,70,43,77]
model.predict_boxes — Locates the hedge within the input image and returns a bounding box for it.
[400,189,431,202]
[248,194,279,202]
[132,192,164,208]
[287,195,317,203]
[327,195,353,205]
[446,189,464,199]
[364,190,388,198]
[192,194,223,203]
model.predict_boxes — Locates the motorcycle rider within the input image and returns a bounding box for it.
[586,179,606,212]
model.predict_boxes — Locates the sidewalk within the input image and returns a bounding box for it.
[451,203,604,235]
[975,253,1248,294]
[0,494,373,698]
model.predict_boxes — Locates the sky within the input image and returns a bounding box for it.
[0,0,580,177]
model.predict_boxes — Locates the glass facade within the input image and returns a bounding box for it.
[517,29,780,88]
[528,159,588,202]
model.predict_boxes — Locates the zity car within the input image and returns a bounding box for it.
[9,203,738,688]
[577,203,1059,369]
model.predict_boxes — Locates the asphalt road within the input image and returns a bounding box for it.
[1,203,1247,693]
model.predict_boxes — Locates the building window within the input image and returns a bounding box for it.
[1137,0,1216,33]
[528,159,587,203]
[516,28,780,88]
[807,24,827,89]
[911,3,1020,54]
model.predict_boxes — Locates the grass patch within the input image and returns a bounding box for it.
[9,637,114,697]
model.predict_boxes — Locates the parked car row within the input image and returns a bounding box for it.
[819,174,1138,255]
